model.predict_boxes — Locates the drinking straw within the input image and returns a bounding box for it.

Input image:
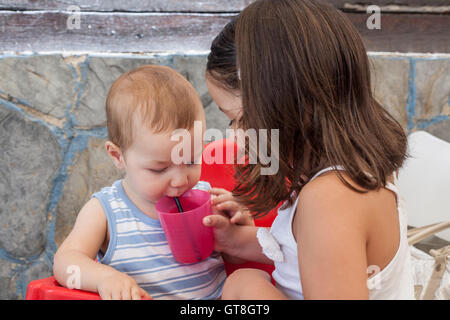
[174,197,183,213]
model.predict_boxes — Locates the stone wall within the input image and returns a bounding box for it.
[1,51,448,299]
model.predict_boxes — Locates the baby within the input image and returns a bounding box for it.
[53,65,244,300]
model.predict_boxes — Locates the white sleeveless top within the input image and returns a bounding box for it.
[263,166,415,299]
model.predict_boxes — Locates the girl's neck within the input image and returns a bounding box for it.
[291,142,312,175]
[290,142,330,183]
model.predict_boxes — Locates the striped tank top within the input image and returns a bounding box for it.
[91,180,226,300]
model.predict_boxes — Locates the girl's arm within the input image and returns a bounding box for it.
[295,174,370,299]
[203,217,274,265]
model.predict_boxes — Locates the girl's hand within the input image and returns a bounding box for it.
[97,271,152,300]
[204,188,251,256]
[205,188,257,263]
[202,207,241,254]
[209,188,254,226]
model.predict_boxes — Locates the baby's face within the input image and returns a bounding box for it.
[122,120,204,204]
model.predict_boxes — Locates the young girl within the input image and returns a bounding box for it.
[203,0,415,299]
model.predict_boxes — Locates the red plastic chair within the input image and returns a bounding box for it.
[200,139,277,277]
[26,139,277,300]
[26,276,101,300]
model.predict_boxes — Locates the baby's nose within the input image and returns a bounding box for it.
[170,173,188,188]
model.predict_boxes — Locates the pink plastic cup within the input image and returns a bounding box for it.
[155,189,214,264]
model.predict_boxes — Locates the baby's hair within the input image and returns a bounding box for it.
[106,65,202,151]
[210,0,407,216]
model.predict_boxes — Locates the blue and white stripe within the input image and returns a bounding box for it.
[92,180,226,300]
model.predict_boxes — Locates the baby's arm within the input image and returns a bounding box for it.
[53,198,150,300]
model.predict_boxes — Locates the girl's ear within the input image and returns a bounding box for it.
[105,141,125,169]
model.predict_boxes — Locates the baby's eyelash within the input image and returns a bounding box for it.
[229,119,236,126]
[149,168,167,174]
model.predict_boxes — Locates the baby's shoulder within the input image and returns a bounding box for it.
[77,197,107,222]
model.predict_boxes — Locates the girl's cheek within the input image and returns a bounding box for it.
[192,168,202,187]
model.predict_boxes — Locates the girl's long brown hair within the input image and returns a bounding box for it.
[208,0,407,216]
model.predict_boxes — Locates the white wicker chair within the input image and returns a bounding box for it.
[397,131,450,300]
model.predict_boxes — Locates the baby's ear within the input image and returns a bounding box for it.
[105,141,125,169]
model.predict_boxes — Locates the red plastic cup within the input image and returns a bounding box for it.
[155,189,214,264]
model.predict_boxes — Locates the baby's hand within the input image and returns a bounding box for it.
[97,271,152,300]
[209,188,254,226]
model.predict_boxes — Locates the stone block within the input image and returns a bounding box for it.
[369,56,410,128]
[75,55,172,127]
[23,256,53,295]
[414,59,450,120]
[0,259,19,300]
[0,55,76,119]
[172,55,211,108]
[424,118,450,143]
[0,107,61,258]
[55,137,123,247]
